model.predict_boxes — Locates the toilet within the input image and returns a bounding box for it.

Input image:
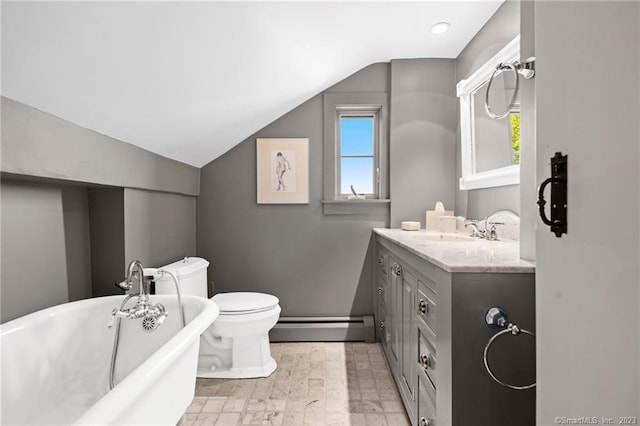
[152,257,280,379]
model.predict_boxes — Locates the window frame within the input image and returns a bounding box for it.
[335,108,380,199]
[322,92,389,214]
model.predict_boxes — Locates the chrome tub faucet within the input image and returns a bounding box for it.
[108,260,168,330]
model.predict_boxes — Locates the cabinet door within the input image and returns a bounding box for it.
[375,246,389,344]
[377,301,389,349]
[417,377,437,426]
[401,268,417,403]
[389,259,402,364]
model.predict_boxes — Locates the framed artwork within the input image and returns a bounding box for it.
[256,138,309,204]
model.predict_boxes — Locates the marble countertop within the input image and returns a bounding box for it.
[373,228,535,273]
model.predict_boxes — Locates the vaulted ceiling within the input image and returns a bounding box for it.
[2,1,503,167]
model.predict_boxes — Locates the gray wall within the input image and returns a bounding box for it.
[1,96,201,318]
[124,188,196,268]
[87,187,197,297]
[1,96,200,196]
[197,64,390,317]
[88,188,125,297]
[389,59,457,227]
[62,186,93,301]
[1,181,69,322]
[454,0,520,219]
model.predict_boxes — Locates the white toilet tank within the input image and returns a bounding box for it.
[153,257,210,298]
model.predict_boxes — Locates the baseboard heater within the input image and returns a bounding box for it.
[270,316,375,343]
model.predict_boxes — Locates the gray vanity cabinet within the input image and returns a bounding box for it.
[374,233,535,426]
[377,251,417,421]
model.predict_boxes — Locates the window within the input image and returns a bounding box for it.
[337,110,379,198]
[510,112,521,165]
[322,92,389,214]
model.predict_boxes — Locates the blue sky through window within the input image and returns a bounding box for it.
[340,117,374,156]
[340,116,375,194]
[341,158,374,194]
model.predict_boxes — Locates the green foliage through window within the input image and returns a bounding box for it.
[510,113,521,165]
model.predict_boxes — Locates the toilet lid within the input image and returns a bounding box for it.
[212,292,279,314]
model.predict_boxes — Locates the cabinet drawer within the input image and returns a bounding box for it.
[418,326,437,389]
[417,377,436,426]
[417,279,436,336]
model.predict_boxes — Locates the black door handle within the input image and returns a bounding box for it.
[537,152,567,238]
[537,177,561,226]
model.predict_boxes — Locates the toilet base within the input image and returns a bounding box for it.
[196,357,277,379]
[197,328,278,379]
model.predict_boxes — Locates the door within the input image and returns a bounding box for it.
[532,2,640,421]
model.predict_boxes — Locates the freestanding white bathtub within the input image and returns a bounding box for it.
[0,295,219,425]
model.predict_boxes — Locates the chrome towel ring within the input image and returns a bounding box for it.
[483,307,536,390]
[484,57,536,120]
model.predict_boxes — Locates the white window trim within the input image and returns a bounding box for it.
[457,35,521,191]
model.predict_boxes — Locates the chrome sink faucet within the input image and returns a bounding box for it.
[485,220,505,241]
[465,219,505,241]
[108,260,168,329]
[465,219,487,238]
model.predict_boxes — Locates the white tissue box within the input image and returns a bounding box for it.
[438,215,457,233]
[426,210,453,231]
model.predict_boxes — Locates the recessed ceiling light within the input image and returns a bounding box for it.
[430,22,451,35]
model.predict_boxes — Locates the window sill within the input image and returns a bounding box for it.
[321,199,390,215]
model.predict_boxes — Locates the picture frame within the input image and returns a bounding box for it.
[256,138,309,204]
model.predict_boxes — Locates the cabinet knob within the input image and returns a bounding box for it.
[379,321,385,329]
[378,286,383,295]
[420,416,433,426]
[392,264,402,276]
[419,352,432,370]
[418,299,428,315]
[378,257,384,265]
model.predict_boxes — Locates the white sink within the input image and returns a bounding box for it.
[409,233,477,242]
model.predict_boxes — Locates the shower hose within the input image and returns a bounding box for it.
[109,269,185,390]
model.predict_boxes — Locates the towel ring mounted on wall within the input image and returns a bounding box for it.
[484,57,536,120]
[483,307,536,390]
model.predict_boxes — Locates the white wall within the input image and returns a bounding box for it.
[534,1,640,421]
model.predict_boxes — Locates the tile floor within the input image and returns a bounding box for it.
[180,342,411,426]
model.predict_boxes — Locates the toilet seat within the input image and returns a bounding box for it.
[212,292,279,315]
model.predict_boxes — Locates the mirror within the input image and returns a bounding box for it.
[458,36,521,190]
